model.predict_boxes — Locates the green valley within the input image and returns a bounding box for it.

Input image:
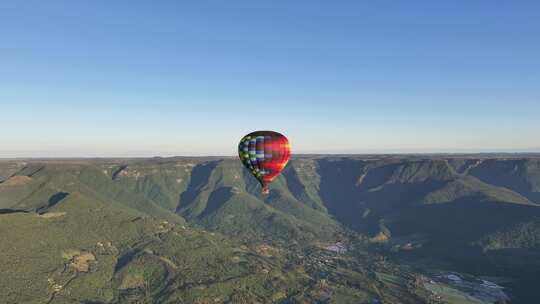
[1,155,539,303]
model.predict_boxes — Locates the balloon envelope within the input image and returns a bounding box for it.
[238,131,291,194]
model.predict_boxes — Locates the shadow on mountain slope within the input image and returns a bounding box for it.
[36,191,69,214]
[280,165,323,211]
[0,209,29,214]
[176,161,219,215]
[316,158,447,234]
[469,159,540,204]
[315,158,366,228]
[386,198,540,241]
[200,186,234,218]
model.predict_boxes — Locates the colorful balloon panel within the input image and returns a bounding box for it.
[238,131,291,194]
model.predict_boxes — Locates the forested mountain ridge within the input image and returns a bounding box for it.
[1,155,539,303]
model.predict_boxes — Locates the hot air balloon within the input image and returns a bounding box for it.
[238,131,291,194]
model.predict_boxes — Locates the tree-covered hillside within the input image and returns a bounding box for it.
[1,156,540,303]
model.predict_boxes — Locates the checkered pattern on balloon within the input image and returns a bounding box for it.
[238,131,291,194]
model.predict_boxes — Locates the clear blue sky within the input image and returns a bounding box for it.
[1,1,539,157]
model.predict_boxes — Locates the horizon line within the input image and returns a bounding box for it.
[2,151,540,160]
